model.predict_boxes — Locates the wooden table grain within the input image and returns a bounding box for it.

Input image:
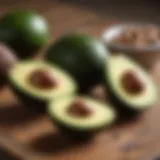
[0,0,160,160]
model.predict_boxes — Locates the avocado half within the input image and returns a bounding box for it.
[0,10,49,58]
[8,61,77,111]
[104,54,158,115]
[45,34,108,92]
[48,96,116,139]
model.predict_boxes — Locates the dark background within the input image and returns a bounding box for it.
[0,0,160,23]
[63,0,160,23]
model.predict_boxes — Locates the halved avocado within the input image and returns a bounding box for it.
[8,61,77,111]
[104,54,158,114]
[48,96,116,139]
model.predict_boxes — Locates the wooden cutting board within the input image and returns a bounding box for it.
[0,0,160,160]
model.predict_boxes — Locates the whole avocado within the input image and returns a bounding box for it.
[45,34,108,92]
[0,43,17,87]
[0,10,49,58]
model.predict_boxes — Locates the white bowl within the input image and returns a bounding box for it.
[102,24,160,69]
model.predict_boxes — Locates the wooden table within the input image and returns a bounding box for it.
[0,0,160,160]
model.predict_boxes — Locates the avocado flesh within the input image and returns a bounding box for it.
[9,61,77,103]
[48,96,116,131]
[105,55,157,110]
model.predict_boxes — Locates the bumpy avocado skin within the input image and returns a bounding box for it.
[45,34,108,92]
[9,81,47,112]
[0,10,49,58]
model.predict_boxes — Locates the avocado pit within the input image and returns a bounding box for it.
[68,98,93,117]
[28,69,58,89]
[121,71,144,95]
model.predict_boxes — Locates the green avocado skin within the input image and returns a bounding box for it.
[9,80,76,113]
[9,80,47,112]
[51,120,95,140]
[45,34,108,92]
[105,82,140,118]
[0,11,49,58]
[49,115,108,140]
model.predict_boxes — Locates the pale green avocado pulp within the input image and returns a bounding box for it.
[48,96,116,130]
[106,54,158,109]
[9,61,77,100]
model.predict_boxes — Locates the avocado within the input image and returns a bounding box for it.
[45,34,109,92]
[0,43,17,88]
[0,10,49,58]
[8,61,77,111]
[48,96,116,139]
[104,54,157,115]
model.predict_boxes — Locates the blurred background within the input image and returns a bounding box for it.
[0,0,159,45]
[1,0,160,22]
